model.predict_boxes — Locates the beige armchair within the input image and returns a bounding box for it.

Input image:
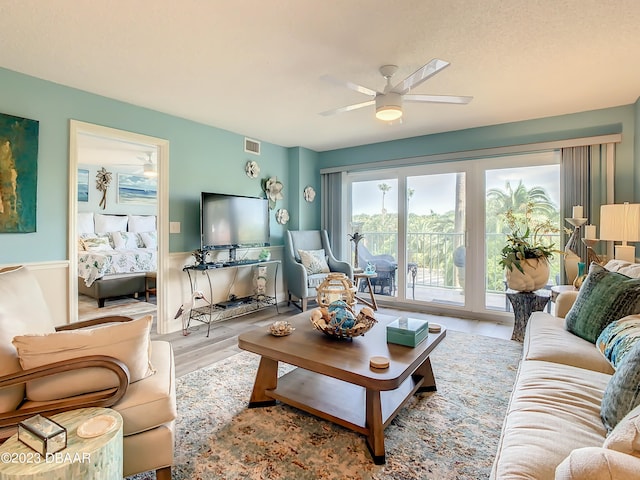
[0,266,176,479]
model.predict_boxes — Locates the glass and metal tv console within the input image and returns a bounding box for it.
[182,260,280,337]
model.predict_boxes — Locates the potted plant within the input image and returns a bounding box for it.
[499,202,560,292]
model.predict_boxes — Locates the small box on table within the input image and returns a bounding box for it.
[18,414,67,456]
[386,317,429,347]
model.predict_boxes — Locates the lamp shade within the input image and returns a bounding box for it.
[600,203,640,262]
[600,203,640,244]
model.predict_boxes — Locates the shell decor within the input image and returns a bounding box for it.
[303,186,316,202]
[245,160,260,178]
[262,176,284,209]
[269,320,295,336]
[310,304,377,339]
[275,208,289,225]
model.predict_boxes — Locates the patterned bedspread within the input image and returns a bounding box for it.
[78,249,157,287]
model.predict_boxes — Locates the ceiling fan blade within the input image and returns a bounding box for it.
[404,94,473,104]
[394,59,450,94]
[319,100,375,116]
[320,74,378,97]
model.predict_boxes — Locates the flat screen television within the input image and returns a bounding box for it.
[200,192,270,251]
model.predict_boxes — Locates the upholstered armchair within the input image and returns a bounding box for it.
[358,244,398,295]
[284,230,353,311]
[0,266,176,479]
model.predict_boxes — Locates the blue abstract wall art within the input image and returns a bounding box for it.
[0,112,39,233]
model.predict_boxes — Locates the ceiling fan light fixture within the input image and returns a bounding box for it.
[375,92,403,121]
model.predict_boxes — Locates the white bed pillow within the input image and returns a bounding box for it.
[77,212,94,234]
[139,231,158,249]
[111,231,140,250]
[128,215,156,233]
[95,214,128,234]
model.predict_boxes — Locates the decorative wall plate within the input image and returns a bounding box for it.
[303,186,316,202]
[263,177,284,209]
[245,160,260,178]
[276,208,289,225]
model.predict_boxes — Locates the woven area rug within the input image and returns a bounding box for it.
[132,330,522,480]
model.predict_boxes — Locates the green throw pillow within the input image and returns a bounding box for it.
[565,263,640,343]
[597,315,640,368]
[601,339,640,433]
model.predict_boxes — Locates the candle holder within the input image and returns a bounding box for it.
[348,232,365,272]
[581,238,603,266]
[564,217,587,284]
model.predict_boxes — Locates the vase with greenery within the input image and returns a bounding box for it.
[499,202,560,292]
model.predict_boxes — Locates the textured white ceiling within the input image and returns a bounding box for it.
[1,0,639,152]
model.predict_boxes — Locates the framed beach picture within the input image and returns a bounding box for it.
[77,168,89,202]
[0,112,39,233]
[117,173,157,205]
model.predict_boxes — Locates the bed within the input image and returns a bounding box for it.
[77,212,157,307]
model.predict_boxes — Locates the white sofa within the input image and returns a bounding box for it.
[491,260,640,479]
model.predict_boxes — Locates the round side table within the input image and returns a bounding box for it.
[0,407,123,480]
[354,271,378,310]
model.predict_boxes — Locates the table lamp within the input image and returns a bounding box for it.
[600,202,640,263]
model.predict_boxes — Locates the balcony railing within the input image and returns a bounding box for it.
[361,231,562,294]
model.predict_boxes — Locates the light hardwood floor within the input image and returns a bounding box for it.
[150,302,513,378]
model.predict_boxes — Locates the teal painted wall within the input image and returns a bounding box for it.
[1,64,637,267]
[284,147,320,231]
[319,105,637,202]
[0,67,289,264]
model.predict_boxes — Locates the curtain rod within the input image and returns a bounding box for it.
[320,133,622,174]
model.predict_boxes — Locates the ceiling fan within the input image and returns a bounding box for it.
[319,59,472,122]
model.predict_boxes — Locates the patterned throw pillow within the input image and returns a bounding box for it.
[139,231,158,249]
[298,249,330,275]
[601,340,640,433]
[597,315,640,368]
[565,263,640,343]
[82,235,113,252]
[111,231,139,250]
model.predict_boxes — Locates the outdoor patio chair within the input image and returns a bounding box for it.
[358,244,398,296]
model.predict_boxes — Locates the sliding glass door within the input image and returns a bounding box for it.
[406,172,465,305]
[485,163,561,311]
[346,150,560,316]
[351,176,399,298]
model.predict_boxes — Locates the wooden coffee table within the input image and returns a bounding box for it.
[238,311,446,464]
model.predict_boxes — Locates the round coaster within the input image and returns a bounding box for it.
[429,323,442,333]
[77,414,118,438]
[370,356,389,369]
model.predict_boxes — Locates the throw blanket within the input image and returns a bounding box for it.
[78,249,156,286]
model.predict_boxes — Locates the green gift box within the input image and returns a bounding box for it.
[386,317,429,347]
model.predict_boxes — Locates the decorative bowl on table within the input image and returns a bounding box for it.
[269,321,295,336]
[310,303,377,339]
